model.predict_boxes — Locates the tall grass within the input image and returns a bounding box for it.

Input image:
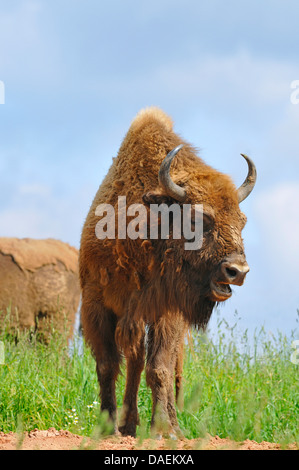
[0,310,298,445]
[179,312,299,444]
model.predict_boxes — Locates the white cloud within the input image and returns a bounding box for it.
[95,49,299,113]
[251,183,299,330]
[0,182,59,241]
[0,206,49,239]
[0,1,66,91]
[0,2,42,68]
[0,181,92,248]
[18,183,51,197]
[254,182,299,269]
[265,102,299,160]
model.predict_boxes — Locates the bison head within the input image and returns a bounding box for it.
[142,145,256,323]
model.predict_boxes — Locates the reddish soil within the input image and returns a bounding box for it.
[0,428,296,450]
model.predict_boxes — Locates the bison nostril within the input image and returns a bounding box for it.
[221,260,249,286]
[225,267,238,279]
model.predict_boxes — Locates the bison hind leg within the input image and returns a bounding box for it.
[81,293,121,433]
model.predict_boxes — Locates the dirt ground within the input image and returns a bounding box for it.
[0,428,297,450]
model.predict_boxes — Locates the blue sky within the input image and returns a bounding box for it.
[0,0,299,339]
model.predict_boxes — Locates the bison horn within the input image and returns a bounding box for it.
[237,154,257,203]
[158,145,187,202]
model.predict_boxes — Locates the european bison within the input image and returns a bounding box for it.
[0,237,80,338]
[79,107,256,437]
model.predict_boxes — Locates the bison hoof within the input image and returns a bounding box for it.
[118,423,137,437]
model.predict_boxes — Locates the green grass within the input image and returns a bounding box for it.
[0,311,298,446]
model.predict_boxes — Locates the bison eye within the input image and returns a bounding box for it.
[203,213,214,233]
[191,212,214,233]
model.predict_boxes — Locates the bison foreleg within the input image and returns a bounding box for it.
[146,317,185,438]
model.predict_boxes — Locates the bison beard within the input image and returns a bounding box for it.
[79,107,256,438]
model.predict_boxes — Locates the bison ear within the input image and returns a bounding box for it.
[142,191,176,206]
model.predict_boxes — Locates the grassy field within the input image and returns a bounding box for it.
[0,310,298,446]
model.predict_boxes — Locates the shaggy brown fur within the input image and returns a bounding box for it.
[0,238,80,338]
[79,107,251,437]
